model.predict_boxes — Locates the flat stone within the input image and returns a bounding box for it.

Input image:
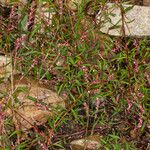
[70,135,102,150]
[36,2,55,27]
[0,0,27,6]
[1,75,65,130]
[97,3,150,37]
[0,55,12,79]
[66,0,82,10]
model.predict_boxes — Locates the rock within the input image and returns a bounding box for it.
[0,55,12,79]
[143,0,150,6]
[70,135,102,150]
[0,0,27,6]
[97,3,150,37]
[1,75,65,130]
[66,0,82,11]
[36,2,55,28]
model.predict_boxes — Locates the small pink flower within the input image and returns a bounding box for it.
[38,141,48,150]
[133,39,139,54]
[137,92,144,98]
[95,98,100,111]
[58,0,63,15]
[9,6,16,20]
[127,98,133,111]
[62,91,68,99]
[108,73,114,81]
[67,52,72,56]
[81,66,88,72]
[15,34,27,50]
[135,104,144,129]
[133,59,138,73]
[80,32,87,41]
[31,58,39,68]
[8,6,16,31]
[58,42,70,47]
[83,102,89,113]
[27,1,36,29]
[133,39,138,47]
[139,104,144,114]
[147,125,150,129]
[137,116,143,128]
[112,40,120,52]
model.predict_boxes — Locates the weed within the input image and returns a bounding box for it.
[0,0,149,149]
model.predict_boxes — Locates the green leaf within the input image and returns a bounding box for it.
[20,14,28,31]
[124,5,134,13]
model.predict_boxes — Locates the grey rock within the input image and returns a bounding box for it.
[70,135,102,150]
[66,0,82,10]
[35,2,55,31]
[0,0,27,6]
[1,75,65,130]
[97,3,150,37]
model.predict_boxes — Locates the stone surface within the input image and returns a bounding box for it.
[0,0,27,6]
[70,135,102,150]
[143,0,150,6]
[66,0,82,10]
[64,0,150,37]
[0,55,12,79]
[1,75,65,130]
[97,3,150,37]
[35,2,55,30]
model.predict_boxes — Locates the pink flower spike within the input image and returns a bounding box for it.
[95,98,100,111]
[108,73,114,81]
[133,59,138,73]
[127,98,133,111]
